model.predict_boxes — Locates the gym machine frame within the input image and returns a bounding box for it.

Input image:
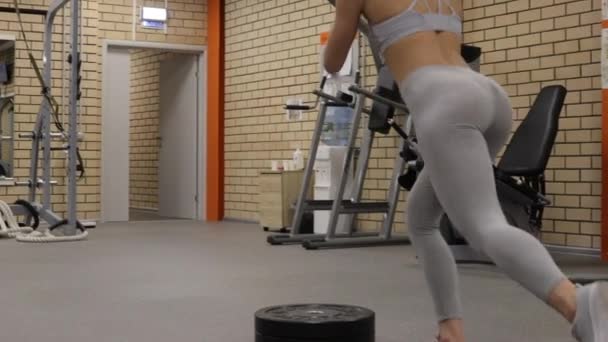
[267,7,419,248]
[266,74,412,249]
[2,0,90,237]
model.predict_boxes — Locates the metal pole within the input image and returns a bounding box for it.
[343,127,374,233]
[325,93,365,240]
[41,7,56,210]
[289,102,329,235]
[66,0,79,234]
[380,139,406,239]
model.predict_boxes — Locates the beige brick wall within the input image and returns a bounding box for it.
[0,0,206,221]
[463,0,602,248]
[98,0,207,44]
[129,49,162,210]
[224,0,332,220]
[226,0,602,248]
[224,0,403,233]
[128,49,182,210]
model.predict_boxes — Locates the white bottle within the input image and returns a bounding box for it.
[293,148,304,170]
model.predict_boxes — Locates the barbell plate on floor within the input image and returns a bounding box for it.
[255,304,374,341]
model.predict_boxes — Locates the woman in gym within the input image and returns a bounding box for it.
[324,1,607,341]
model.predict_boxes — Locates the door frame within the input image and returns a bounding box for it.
[101,40,207,222]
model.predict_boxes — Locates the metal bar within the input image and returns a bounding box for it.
[349,85,409,113]
[9,204,30,216]
[325,92,365,240]
[61,5,66,129]
[287,102,329,236]
[38,207,63,226]
[9,202,60,225]
[49,0,70,17]
[0,6,47,15]
[303,236,410,250]
[6,99,14,176]
[0,178,16,186]
[303,200,388,213]
[389,121,409,140]
[268,234,327,245]
[65,0,79,234]
[343,127,375,232]
[40,1,57,211]
[49,131,84,140]
[312,90,350,107]
[269,232,379,245]
[379,140,406,239]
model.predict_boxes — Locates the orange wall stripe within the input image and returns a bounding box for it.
[207,0,224,221]
[602,14,608,261]
[603,88,608,261]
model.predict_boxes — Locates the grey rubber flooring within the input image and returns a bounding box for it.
[0,220,606,342]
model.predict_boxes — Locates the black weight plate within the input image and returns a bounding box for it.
[256,332,374,342]
[255,304,374,339]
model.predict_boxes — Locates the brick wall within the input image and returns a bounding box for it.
[98,0,207,44]
[0,0,206,221]
[463,0,602,248]
[129,49,183,210]
[224,0,332,220]
[224,0,403,233]
[130,49,162,210]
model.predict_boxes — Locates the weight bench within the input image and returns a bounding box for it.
[440,84,567,262]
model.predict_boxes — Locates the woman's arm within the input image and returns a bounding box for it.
[323,0,364,74]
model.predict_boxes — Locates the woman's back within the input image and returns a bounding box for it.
[360,0,467,82]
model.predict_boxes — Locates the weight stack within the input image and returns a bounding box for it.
[255,304,375,342]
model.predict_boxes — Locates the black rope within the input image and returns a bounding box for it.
[48,219,85,232]
[14,199,40,229]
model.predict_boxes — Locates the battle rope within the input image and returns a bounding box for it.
[0,200,33,238]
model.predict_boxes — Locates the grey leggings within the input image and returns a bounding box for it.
[399,65,567,322]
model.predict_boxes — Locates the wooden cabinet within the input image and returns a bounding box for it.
[258,170,310,230]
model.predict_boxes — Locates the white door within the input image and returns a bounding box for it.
[101,47,130,222]
[159,54,198,219]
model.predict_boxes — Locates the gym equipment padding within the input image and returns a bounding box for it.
[497,85,566,176]
[441,85,567,249]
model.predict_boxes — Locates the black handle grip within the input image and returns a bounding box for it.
[319,76,327,90]
[285,105,312,110]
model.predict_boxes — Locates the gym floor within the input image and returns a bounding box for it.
[129,208,185,222]
[0,221,606,342]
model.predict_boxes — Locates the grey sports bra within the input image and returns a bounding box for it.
[370,0,462,55]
